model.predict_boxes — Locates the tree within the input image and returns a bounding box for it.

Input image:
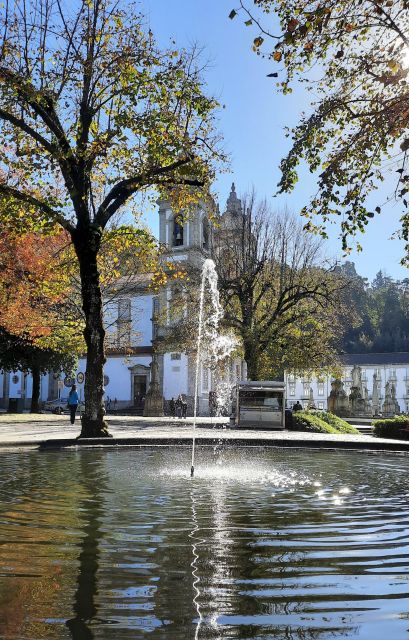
[0,0,222,436]
[335,263,409,353]
[0,229,81,411]
[0,327,76,413]
[230,1,409,262]
[0,222,179,411]
[213,190,349,379]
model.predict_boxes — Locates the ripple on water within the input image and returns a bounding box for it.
[0,448,409,639]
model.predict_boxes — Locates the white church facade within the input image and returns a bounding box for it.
[0,186,246,414]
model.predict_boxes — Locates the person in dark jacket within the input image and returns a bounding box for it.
[175,394,183,418]
[169,397,176,418]
[67,384,79,425]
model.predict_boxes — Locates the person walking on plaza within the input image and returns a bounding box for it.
[169,397,176,418]
[181,397,188,419]
[67,384,79,425]
[293,400,302,412]
[176,394,183,418]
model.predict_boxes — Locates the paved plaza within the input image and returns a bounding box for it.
[0,413,408,452]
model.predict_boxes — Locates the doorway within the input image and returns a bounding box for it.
[133,375,147,407]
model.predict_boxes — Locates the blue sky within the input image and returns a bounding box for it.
[141,0,407,282]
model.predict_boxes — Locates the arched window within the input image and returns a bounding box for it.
[173,215,184,246]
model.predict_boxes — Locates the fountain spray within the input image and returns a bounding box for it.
[191,260,208,477]
[190,259,237,477]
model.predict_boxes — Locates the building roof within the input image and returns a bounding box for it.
[104,273,153,295]
[340,352,409,366]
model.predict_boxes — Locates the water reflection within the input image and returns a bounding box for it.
[0,448,409,638]
[66,456,107,639]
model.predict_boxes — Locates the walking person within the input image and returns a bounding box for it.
[176,394,183,418]
[169,397,176,418]
[67,384,79,425]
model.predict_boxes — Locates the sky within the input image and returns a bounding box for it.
[141,0,408,282]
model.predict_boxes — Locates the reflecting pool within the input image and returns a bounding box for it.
[1,447,409,639]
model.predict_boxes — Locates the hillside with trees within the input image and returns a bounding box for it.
[337,262,409,354]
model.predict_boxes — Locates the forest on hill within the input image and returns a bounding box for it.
[338,263,409,354]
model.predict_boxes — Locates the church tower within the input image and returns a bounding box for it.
[223,182,242,225]
[153,189,246,414]
[152,198,214,412]
[157,198,212,265]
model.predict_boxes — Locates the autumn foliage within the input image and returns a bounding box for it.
[0,229,79,351]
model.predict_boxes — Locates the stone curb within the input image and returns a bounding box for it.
[0,435,403,453]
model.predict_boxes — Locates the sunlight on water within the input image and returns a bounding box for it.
[1,448,409,640]
[160,459,311,488]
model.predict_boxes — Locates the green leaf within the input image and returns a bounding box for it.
[229,9,237,19]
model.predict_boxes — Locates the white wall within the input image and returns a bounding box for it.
[131,295,153,346]
[285,364,409,413]
[73,355,151,402]
[163,352,188,399]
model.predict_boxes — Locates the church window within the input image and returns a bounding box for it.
[289,383,295,396]
[173,215,184,246]
[201,365,209,393]
[171,353,181,360]
[117,299,131,347]
[318,402,324,410]
[318,382,324,396]
[118,298,131,322]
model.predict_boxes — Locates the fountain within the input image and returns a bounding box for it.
[190,259,237,477]
[2,447,409,638]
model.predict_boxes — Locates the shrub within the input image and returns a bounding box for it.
[317,411,360,435]
[373,416,409,439]
[291,411,338,434]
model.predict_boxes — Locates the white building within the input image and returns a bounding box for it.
[0,185,245,414]
[285,353,409,415]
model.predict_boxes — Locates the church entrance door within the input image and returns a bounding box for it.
[133,375,147,407]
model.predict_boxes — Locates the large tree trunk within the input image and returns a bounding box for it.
[74,229,111,438]
[243,337,259,381]
[30,362,41,413]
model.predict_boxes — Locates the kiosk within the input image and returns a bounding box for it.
[232,380,286,429]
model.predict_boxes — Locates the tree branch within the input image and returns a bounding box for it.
[0,107,55,154]
[95,156,196,227]
[0,183,74,233]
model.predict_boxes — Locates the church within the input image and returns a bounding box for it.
[0,185,246,414]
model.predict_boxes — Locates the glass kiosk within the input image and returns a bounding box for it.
[232,381,285,429]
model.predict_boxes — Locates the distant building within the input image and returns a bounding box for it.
[285,352,409,415]
[0,185,245,414]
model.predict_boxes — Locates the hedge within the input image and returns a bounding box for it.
[317,411,360,435]
[291,411,339,434]
[373,416,409,439]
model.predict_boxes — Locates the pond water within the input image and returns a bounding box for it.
[1,447,409,639]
